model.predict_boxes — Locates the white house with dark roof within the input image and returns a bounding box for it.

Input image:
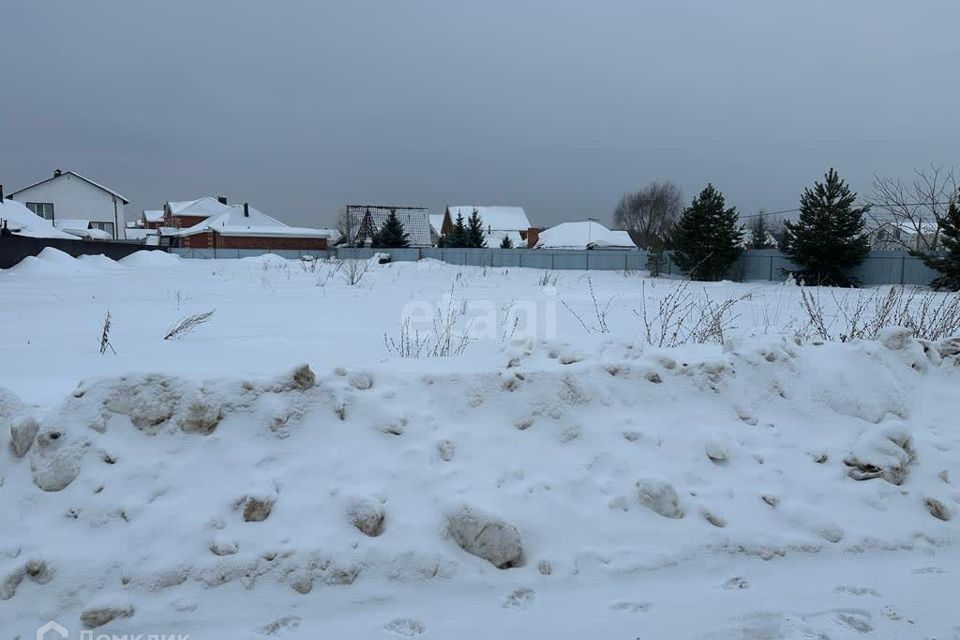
[5,170,129,239]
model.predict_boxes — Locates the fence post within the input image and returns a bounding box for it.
[769,254,774,281]
[900,254,906,285]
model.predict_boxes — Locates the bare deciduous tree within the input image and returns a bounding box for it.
[867,165,958,252]
[336,205,353,246]
[612,181,682,249]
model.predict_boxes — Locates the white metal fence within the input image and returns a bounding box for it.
[170,247,941,286]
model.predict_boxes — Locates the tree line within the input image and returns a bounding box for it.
[614,168,960,289]
[345,208,515,250]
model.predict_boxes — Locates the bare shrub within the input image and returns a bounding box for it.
[798,287,960,342]
[562,276,615,334]
[634,281,750,347]
[99,311,116,355]
[298,255,319,273]
[537,271,558,287]
[164,310,216,340]
[341,259,369,286]
[384,285,473,358]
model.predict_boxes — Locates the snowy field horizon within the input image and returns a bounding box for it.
[2,249,960,639]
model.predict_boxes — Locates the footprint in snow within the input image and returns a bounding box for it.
[609,601,651,613]
[880,604,910,623]
[833,585,880,597]
[721,576,750,590]
[260,615,302,635]
[502,587,535,610]
[835,612,873,634]
[383,618,425,637]
[912,566,946,575]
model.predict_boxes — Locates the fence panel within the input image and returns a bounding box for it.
[336,248,376,261]
[518,251,553,270]
[491,249,522,268]
[587,250,629,271]
[384,248,422,262]
[902,256,940,285]
[551,251,589,270]
[440,248,469,265]
[625,252,647,272]
[464,249,492,267]
[853,254,897,286]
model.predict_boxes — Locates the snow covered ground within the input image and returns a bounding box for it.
[2,249,959,639]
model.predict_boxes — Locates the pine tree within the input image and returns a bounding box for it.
[782,168,870,287]
[671,184,743,281]
[923,195,960,291]
[466,209,487,248]
[499,235,514,249]
[372,211,410,248]
[444,213,469,248]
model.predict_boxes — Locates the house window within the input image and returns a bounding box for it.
[89,221,115,238]
[26,202,55,220]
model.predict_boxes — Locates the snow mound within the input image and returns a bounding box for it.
[119,250,181,267]
[76,253,125,270]
[7,247,87,276]
[3,333,960,629]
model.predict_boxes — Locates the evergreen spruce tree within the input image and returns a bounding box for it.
[923,195,960,291]
[372,211,410,248]
[781,169,870,287]
[444,213,469,248]
[671,184,743,281]
[466,209,487,248]
[645,238,668,277]
[747,210,772,249]
[499,235,514,249]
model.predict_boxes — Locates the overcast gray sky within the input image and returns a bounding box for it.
[2,0,958,229]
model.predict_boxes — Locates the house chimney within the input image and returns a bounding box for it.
[243,202,250,217]
[53,169,62,177]
[526,227,540,248]
[217,196,228,205]
[0,184,4,200]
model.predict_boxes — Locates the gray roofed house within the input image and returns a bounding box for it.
[342,205,435,247]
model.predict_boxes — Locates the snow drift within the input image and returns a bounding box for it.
[2,330,959,633]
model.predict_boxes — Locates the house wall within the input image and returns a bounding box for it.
[179,232,328,251]
[163,211,209,229]
[9,174,126,239]
[216,235,329,250]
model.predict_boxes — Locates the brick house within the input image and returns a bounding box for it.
[163,196,233,229]
[171,202,334,251]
